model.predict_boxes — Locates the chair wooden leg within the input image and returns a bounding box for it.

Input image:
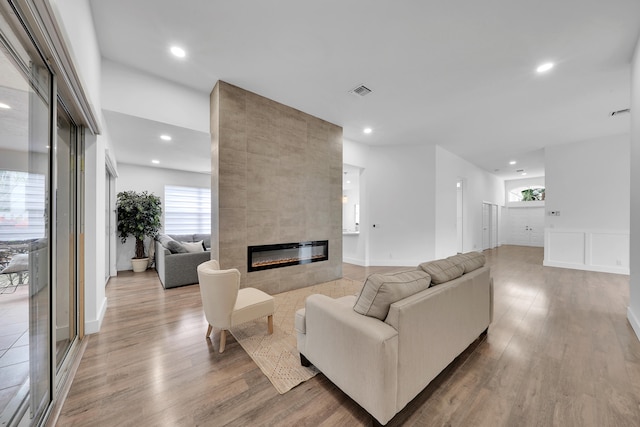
[206,324,213,338]
[267,315,274,334]
[219,330,227,353]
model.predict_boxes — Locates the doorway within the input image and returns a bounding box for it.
[456,179,464,253]
[506,207,545,247]
[482,202,499,250]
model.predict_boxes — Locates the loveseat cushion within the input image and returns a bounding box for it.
[353,270,431,320]
[418,259,464,285]
[157,234,187,254]
[447,252,486,274]
[180,240,204,253]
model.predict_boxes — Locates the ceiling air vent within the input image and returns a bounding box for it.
[610,108,630,117]
[349,84,372,97]
[516,169,524,173]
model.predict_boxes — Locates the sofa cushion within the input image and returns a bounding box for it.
[181,240,204,253]
[353,270,431,320]
[169,234,195,243]
[418,259,464,285]
[193,234,211,249]
[447,252,486,274]
[157,234,187,254]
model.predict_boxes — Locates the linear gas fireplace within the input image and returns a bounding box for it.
[248,240,329,272]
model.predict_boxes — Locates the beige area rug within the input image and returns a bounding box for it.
[229,278,363,394]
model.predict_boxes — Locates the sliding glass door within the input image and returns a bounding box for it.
[54,105,79,372]
[0,14,52,425]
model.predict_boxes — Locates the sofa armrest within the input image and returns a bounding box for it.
[155,240,167,284]
[162,251,211,289]
[304,294,399,425]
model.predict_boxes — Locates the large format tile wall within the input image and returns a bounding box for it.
[210,81,343,294]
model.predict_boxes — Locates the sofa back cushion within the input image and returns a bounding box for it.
[157,234,188,254]
[353,270,431,320]
[418,259,464,285]
[447,252,486,274]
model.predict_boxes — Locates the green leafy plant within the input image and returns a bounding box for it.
[521,187,545,201]
[117,191,162,259]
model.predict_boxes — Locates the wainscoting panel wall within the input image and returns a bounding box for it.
[210,81,343,294]
[544,229,629,274]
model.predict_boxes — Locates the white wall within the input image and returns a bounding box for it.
[367,144,437,266]
[628,34,640,340]
[115,163,210,271]
[434,146,505,259]
[344,141,504,266]
[49,0,102,127]
[544,135,630,274]
[102,60,210,133]
[84,131,108,334]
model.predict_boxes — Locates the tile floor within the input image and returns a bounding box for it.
[0,280,29,417]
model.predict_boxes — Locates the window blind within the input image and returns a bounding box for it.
[164,185,211,234]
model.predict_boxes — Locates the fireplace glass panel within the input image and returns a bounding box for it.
[248,241,328,272]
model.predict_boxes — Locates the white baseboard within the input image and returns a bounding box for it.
[343,257,366,266]
[543,260,629,275]
[85,296,107,335]
[627,307,640,342]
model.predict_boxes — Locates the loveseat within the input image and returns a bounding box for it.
[155,233,211,289]
[295,252,493,425]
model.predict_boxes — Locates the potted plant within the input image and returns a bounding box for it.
[116,190,162,272]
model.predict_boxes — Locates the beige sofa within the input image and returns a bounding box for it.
[295,253,493,425]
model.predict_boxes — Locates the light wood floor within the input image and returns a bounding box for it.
[57,246,640,426]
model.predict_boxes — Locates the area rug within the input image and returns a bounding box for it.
[229,278,363,394]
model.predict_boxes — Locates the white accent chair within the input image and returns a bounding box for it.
[197,260,274,353]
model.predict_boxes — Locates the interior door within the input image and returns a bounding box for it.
[482,203,490,250]
[506,207,545,247]
[527,207,545,247]
[491,204,498,248]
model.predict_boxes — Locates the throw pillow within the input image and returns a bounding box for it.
[418,259,464,285]
[157,234,187,254]
[180,240,204,253]
[353,270,431,320]
[166,240,187,254]
[447,252,485,274]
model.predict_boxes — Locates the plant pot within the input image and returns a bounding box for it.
[131,258,149,273]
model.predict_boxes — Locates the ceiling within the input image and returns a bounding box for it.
[89,0,640,180]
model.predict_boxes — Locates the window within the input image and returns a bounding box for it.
[164,185,211,234]
[0,170,46,241]
[508,186,545,202]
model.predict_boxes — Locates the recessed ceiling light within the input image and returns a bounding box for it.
[0,102,10,109]
[363,127,372,134]
[521,172,527,176]
[509,160,517,165]
[152,159,160,164]
[536,62,554,73]
[346,180,351,184]
[170,46,186,58]
[160,134,172,141]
